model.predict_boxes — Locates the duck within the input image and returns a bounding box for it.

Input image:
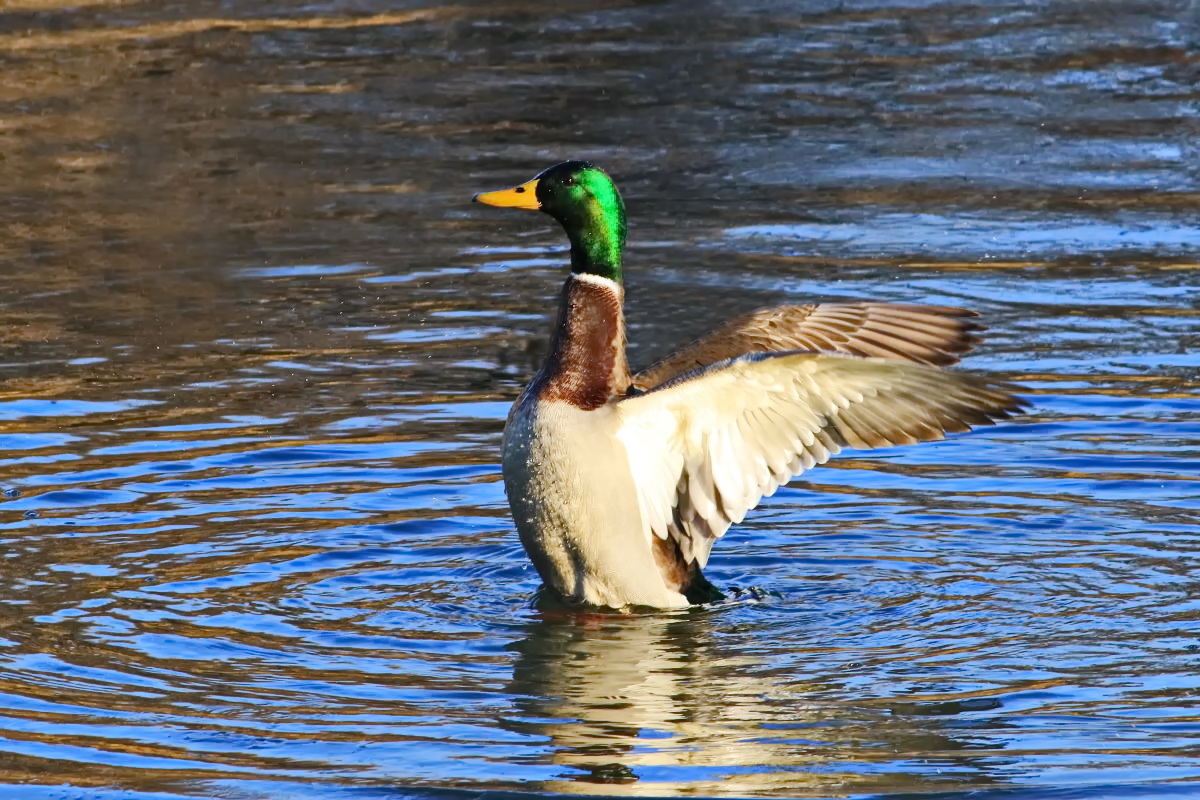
[474,160,1024,610]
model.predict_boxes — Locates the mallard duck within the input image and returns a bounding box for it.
[474,161,1024,610]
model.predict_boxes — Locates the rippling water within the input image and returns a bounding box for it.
[1,0,1197,797]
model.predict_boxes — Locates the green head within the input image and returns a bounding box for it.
[474,161,627,282]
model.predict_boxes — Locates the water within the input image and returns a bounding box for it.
[0,0,1197,797]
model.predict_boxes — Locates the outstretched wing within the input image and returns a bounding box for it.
[616,352,1024,568]
[631,303,981,391]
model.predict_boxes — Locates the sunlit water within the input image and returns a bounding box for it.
[0,1,1197,798]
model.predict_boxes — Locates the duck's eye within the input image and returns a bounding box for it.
[561,176,576,187]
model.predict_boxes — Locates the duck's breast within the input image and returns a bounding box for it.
[501,396,688,609]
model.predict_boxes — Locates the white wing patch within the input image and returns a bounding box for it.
[614,352,1022,569]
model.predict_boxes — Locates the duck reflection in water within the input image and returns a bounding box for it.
[504,607,1012,795]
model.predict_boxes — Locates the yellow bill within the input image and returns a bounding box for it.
[473,177,540,210]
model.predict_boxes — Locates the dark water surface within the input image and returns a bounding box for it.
[1,0,1198,797]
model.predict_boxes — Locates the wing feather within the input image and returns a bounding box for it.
[616,352,1024,570]
[632,302,983,390]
